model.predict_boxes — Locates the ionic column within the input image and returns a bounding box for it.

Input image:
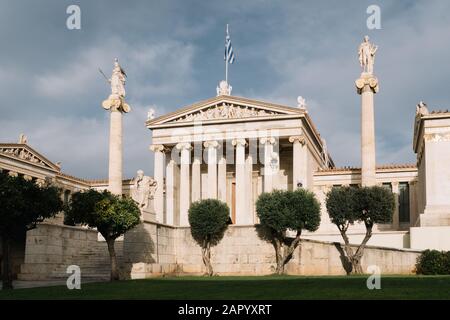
[176,142,192,226]
[191,155,201,203]
[232,139,247,225]
[150,144,165,223]
[165,153,176,226]
[355,74,379,187]
[289,135,307,189]
[108,108,123,195]
[217,152,227,203]
[204,140,219,199]
[392,181,400,230]
[260,137,277,192]
[245,152,254,224]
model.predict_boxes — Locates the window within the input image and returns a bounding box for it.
[399,182,410,223]
[382,182,392,191]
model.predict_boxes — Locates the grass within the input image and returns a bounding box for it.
[1,275,450,300]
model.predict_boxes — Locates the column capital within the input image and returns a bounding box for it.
[203,140,220,149]
[259,137,276,145]
[289,135,306,145]
[175,142,192,151]
[355,74,379,94]
[149,144,166,153]
[391,181,400,193]
[232,138,247,147]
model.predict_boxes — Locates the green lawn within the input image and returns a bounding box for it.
[1,275,450,300]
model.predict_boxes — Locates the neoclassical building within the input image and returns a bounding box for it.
[1,38,450,280]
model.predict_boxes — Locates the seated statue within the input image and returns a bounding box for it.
[130,170,157,217]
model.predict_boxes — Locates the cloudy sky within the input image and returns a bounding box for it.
[1,0,449,179]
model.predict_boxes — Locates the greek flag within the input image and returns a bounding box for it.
[224,25,235,64]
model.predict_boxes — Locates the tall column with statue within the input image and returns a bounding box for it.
[356,36,379,187]
[102,59,131,195]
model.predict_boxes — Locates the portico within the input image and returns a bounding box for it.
[148,95,330,226]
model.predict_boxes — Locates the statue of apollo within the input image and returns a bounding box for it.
[358,36,378,74]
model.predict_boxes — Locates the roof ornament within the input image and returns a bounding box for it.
[217,80,232,96]
[297,96,308,112]
[416,101,429,116]
[147,107,156,120]
[18,133,27,144]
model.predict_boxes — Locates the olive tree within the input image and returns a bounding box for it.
[256,189,321,275]
[188,199,230,276]
[326,186,395,274]
[64,189,140,281]
[0,172,63,290]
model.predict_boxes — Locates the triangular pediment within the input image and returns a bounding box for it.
[0,144,60,171]
[147,95,304,126]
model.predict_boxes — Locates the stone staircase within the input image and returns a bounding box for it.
[18,241,124,282]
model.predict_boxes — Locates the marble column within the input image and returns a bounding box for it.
[191,156,201,203]
[356,74,379,187]
[392,181,400,230]
[150,144,165,223]
[108,108,123,195]
[204,140,219,199]
[260,137,277,192]
[289,135,307,189]
[217,152,227,203]
[245,152,254,223]
[165,154,176,226]
[176,142,192,226]
[232,139,247,225]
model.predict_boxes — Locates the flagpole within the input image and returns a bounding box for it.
[225,24,229,84]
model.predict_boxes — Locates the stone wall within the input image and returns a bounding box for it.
[174,225,420,275]
[20,222,422,280]
[122,222,178,279]
[19,223,123,281]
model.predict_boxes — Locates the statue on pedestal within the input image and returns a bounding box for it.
[130,170,157,220]
[358,36,378,75]
[101,58,131,113]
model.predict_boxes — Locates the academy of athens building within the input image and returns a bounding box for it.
[1,40,450,280]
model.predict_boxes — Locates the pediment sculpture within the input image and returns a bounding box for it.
[0,147,51,168]
[174,102,281,123]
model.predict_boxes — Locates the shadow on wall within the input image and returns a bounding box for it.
[121,222,156,279]
[333,243,353,275]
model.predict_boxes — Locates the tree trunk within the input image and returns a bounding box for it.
[339,229,356,274]
[339,226,372,274]
[352,226,373,274]
[273,239,284,275]
[274,232,302,275]
[105,237,119,281]
[1,236,13,290]
[201,240,213,276]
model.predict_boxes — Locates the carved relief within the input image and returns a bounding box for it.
[173,102,281,123]
[424,132,450,142]
[0,147,50,168]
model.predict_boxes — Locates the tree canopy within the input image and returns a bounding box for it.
[0,172,63,289]
[64,189,141,280]
[188,199,230,276]
[256,189,321,274]
[326,186,395,274]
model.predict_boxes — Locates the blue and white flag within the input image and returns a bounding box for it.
[224,25,235,64]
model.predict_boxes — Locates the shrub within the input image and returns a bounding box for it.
[188,199,230,276]
[326,186,395,274]
[416,250,450,275]
[256,189,321,274]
